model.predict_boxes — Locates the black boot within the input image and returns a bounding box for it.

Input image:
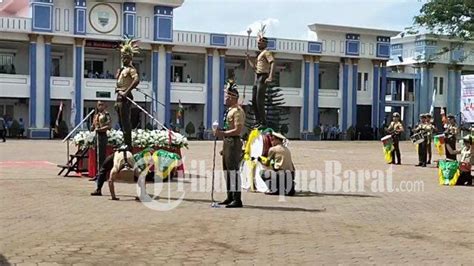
[226,200,243,208]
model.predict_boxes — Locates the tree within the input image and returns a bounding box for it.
[245,84,289,132]
[407,0,473,62]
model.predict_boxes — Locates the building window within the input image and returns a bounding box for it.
[433,77,438,95]
[357,72,369,91]
[439,77,444,95]
[84,59,104,78]
[357,72,362,91]
[52,58,60,77]
[364,73,369,91]
[0,54,14,74]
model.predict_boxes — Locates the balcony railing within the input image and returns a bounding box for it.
[0,16,31,33]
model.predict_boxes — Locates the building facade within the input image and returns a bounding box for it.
[0,0,471,139]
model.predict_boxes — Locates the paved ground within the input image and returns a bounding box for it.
[0,139,473,265]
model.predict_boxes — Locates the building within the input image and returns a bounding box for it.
[0,0,471,139]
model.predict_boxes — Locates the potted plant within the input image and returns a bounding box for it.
[185,121,195,139]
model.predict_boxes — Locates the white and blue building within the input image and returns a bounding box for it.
[0,0,472,139]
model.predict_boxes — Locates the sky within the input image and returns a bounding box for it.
[173,0,426,40]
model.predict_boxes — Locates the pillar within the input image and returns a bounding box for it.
[413,65,421,122]
[379,61,387,126]
[205,48,214,130]
[341,58,349,131]
[28,34,38,129]
[313,56,320,129]
[302,55,311,132]
[351,58,358,127]
[73,38,84,127]
[151,44,159,121]
[44,35,53,128]
[164,45,172,127]
[426,63,434,113]
[371,60,380,128]
[454,65,462,117]
[218,49,226,126]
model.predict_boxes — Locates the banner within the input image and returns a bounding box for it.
[461,75,474,122]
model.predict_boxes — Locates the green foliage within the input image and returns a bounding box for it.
[185,121,195,137]
[412,0,473,41]
[245,85,289,132]
[407,0,473,63]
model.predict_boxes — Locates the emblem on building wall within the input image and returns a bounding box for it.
[89,3,118,34]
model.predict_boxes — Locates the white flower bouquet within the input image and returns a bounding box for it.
[72,129,188,149]
[72,130,96,149]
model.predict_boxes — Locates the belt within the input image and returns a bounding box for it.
[256,72,269,75]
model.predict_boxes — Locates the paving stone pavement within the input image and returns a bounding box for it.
[0,139,473,265]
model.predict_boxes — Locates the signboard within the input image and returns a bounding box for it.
[461,75,474,123]
[85,40,119,49]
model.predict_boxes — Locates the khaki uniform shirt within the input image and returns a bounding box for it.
[116,66,138,92]
[387,121,404,135]
[268,144,295,171]
[256,50,274,74]
[225,105,245,133]
[93,111,111,133]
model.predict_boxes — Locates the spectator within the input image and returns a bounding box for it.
[141,73,147,81]
[87,71,94,78]
[186,74,192,83]
[174,73,180,82]
[106,70,113,79]
[320,124,325,140]
[6,118,13,137]
[198,122,204,140]
[18,118,25,137]
[99,72,105,79]
[9,64,16,74]
[0,116,6,142]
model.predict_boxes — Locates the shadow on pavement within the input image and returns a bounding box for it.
[164,197,326,213]
[292,191,380,198]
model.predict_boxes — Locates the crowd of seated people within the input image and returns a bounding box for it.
[0,64,16,74]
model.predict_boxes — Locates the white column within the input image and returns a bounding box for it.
[307,58,315,131]
[36,36,45,128]
[157,45,166,124]
[211,49,220,124]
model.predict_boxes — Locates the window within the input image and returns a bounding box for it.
[364,73,369,91]
[439,77,444,95]
[0,104,15,119]
[0,54,14,74]
[171,65,183,82]
[357,72,362,91]
[84,59,104,78]
[52,58,60,77]
[357,72,369,91]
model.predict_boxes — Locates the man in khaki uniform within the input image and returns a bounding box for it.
[90,101,111,181]
[425,113,436,164]
[387,112,404,165]
[259,132,295,196]
[214,81,245,208]
[414,114,429,167]
[246,26,275,128]
[115,38,140,149]
[445,114,459,160]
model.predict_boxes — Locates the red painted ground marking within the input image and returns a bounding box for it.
[0,161,57,169]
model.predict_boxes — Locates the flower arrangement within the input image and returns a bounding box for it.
[72,129,188,149]
[72,130,96,149]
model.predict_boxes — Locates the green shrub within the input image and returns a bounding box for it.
[185,122,195,137]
